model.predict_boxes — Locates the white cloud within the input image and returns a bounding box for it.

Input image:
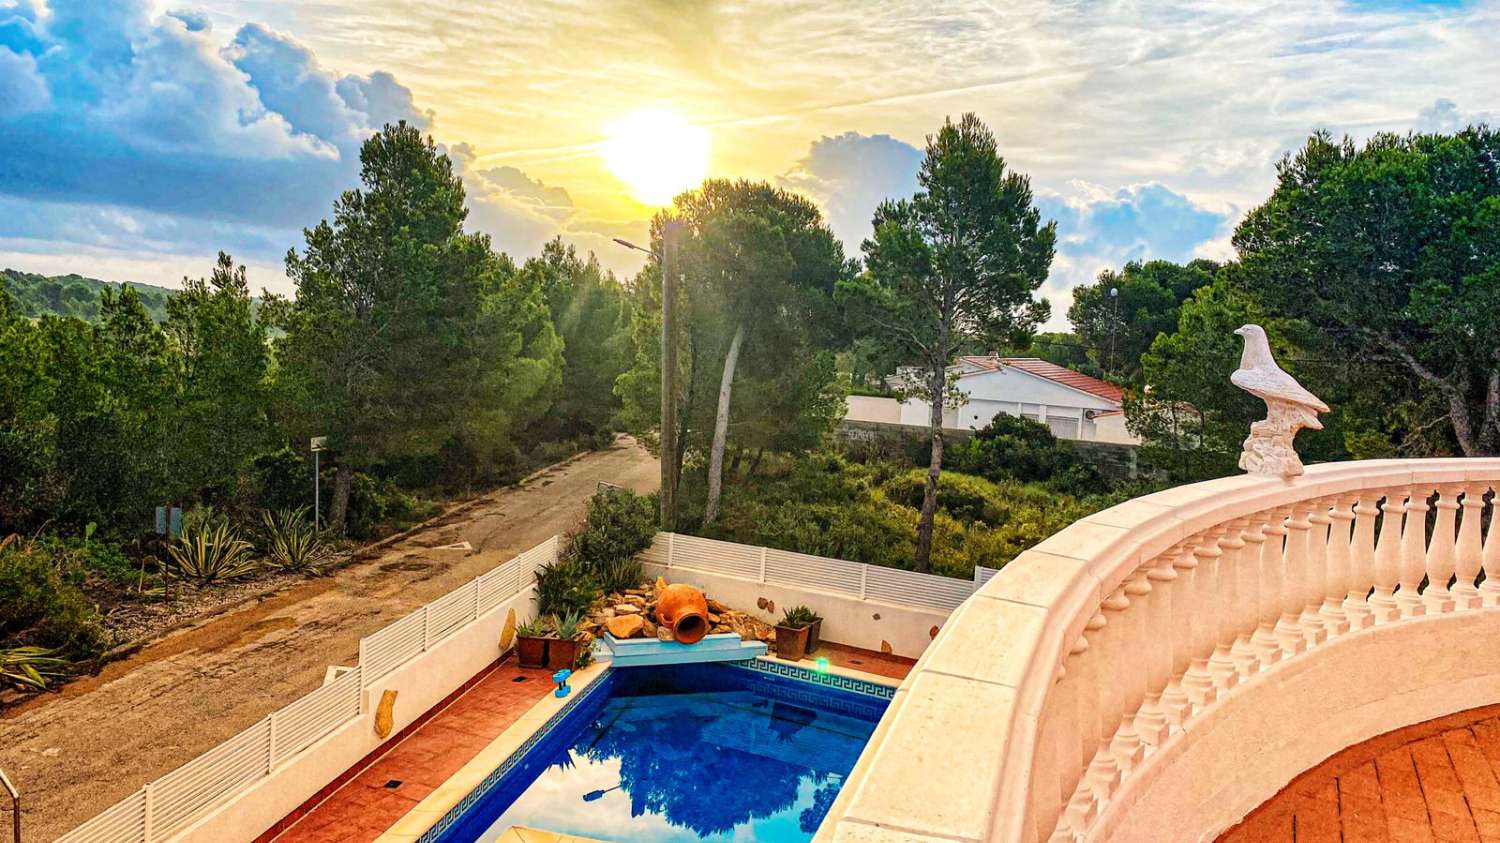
[780,131,923,253]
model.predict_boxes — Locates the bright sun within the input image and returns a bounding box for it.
[601,110,710,207]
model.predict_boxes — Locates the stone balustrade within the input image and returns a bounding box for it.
[817,459,1500,843]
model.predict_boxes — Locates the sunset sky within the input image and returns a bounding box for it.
[2,0,1497,325]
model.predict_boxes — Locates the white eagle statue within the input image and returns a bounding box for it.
[1231,324,1328,478]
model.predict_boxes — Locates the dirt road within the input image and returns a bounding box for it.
[0,438,658,841]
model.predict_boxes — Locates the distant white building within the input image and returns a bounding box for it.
[846,356,1139,445]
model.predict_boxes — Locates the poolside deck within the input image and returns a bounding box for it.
[263,659,555,843]
[262,643,912,843]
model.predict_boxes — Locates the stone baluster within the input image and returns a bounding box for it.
[1301,499,1343,639]
[1160,544,1196,727]
[1232,520,1267,678]
[1060,635,1098,836]
[1207,524,1244,690]
[1371,491,1404,623]
[1481,489,1500,607]
[1137,555,1176,746]
[1454,486,1486,609]
[1031,670,1069,843]
[1253,508,1293,664]
[1320,495,1357,633]
[1344,493,1379,629]
[1397,488,1429,618]
[1181,533,1221,711]
[1424,486,1460,613]
[1282,504,1326,649]
[1108,578,1147,772]
[1080,612,1122,801]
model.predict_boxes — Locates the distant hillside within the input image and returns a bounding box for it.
[1,269,177,322]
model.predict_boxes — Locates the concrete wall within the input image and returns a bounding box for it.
[643,562,948,658]
[845,395,902,425]
[172,588,540,843]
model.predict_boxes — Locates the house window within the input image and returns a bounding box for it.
[1047,416,1078,439]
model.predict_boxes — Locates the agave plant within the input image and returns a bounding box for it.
[0,646,68,692]
[165,521,258,584]
[260,507,331,574]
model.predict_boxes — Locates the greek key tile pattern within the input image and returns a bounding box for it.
[729,657,898,700]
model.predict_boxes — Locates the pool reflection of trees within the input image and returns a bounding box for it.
[572,697,851,837]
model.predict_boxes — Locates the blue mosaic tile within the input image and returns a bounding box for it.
[727,656,897,700]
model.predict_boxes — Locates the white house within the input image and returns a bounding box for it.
[846,356,1139,445]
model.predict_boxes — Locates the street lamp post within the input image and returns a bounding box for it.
[614,220,681,530]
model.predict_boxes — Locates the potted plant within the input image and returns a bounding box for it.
[546,610,585,671]
[800,606,824,654]
[775,606,816,662]
[516,617,550,669]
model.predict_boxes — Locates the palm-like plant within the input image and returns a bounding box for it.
[165,522,259,583]
[1,646,68,691]
[260,507,331,574]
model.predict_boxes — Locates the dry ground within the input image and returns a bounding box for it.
[0,437,658,841]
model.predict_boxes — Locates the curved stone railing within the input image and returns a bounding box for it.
[818,459,1500,843]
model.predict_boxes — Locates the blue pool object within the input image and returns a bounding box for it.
[601,632,767,667]
[552,669,572,698]
[432,662,890,843]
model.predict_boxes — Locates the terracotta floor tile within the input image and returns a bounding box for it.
[1221,706,1500,843]
[273,661,553,843]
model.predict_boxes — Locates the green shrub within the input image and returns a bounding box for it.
[253,447,313,513]
[32,531,133,584]
[260,507,332,574]
[564,489,657,593]
[0,542,106,657]
[165,522,259,583]
[945,414,1105,491]
[534,557,600,618]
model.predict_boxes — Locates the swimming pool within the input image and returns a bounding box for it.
[430,661,892,843]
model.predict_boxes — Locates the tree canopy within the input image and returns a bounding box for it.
[1232,128,1500,456]
[272,122,561,531]
[841,113,1054,571]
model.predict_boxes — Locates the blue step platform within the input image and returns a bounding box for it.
[600,632,767,667]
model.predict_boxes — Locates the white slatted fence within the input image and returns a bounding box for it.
[57,535,560,843]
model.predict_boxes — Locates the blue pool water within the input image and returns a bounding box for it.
[433,663,889,843]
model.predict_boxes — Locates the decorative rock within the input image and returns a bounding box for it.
[601,607,616,619]
[707,598,729,614]
[606,614,644,639]
[641,618,657,637]
[615,604,641,615]
[657,626,675,642]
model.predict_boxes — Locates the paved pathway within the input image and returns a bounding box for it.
[1220,704,1500,843]
[0,439,658,841]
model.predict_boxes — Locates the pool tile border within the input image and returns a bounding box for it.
[733,656,899,699]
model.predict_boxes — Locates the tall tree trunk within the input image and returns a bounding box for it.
[703,323,746,527]
[329,463,353,536]
[914,359,946,572]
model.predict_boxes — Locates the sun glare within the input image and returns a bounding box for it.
[601,110,710,207]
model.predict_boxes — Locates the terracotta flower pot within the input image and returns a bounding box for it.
[805,618,823,654]
[775,624,810,662]
[546,637,582,671]
[656,583,710,645]
[517,635,548,669]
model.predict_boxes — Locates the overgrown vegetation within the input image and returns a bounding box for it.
[563,489,658,593]
[0,124,633,693]
[678,450,1151,580]
[534,556,602,618]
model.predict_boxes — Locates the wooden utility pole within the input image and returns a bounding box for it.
[659,219,680,530]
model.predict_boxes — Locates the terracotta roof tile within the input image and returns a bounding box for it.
[957,356,1124,404]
